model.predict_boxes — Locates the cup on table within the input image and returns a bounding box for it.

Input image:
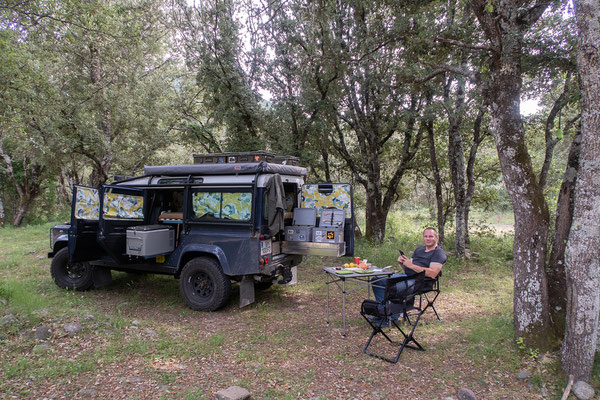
[354,257,361,264]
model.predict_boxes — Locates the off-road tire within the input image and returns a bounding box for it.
[179,257,231,311]
[50,247,94,291]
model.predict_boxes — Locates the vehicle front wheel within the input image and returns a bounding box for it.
[179,257,231,311]
[50,247,94,291]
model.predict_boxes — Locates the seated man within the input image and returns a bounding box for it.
[371,227,446,326]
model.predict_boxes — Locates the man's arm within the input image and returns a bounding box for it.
[398,256,442,279]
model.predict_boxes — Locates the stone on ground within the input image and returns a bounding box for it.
[572,381,595,400]
[63,322,82,336]
[215,386,251,400]
[0,314,18,327]
[34,326,52,340]
[457,388,477,400]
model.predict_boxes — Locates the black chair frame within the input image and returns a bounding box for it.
[412,271,442,321]
[360,272,426,363]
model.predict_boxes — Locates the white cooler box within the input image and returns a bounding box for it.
[126,225,174,257]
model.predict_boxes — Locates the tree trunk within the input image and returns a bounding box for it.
[0,194,5,227]
[88,44,114,187]
[471,0,555,349]
[364,178,387,243]
[447,74,467,258]
[465,105,487,246]
[562,0,600,381]
[11,195,32,227]
[426,105,445,246]
[548,127,581,338]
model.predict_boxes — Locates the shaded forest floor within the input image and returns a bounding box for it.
[0,223,596,399]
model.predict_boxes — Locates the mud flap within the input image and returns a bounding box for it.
[239,275,255,308]
[92,267,113,288]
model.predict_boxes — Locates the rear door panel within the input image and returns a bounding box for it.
[300,183,354,256]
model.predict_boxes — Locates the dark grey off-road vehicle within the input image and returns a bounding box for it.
[48,152,354,311]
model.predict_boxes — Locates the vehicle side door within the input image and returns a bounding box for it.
[68,185,105,262]
[98,185,147,263]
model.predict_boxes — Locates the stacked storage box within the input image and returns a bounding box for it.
[126,225,174,257]
[284,208,317,242]
[193,151,275,164]
[313,208,345,243]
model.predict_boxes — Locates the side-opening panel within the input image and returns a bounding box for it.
[300,183,354,256]
[69,185,105,262]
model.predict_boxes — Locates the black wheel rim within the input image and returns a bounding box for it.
[66,262,87,280]
[190,272,214,298]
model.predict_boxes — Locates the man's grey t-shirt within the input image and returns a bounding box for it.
[404,246,446,277]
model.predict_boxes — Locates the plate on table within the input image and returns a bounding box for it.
[354,269,374,274]
[335,269,354,275]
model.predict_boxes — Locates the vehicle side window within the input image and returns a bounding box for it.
[192,191,252,221]
[103,193,144,220]
[74,187,100,220]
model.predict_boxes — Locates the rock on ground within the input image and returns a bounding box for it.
[78,388,98,397]
[63,322,82,336]
[0,314,18,327]
[34,326,52,341]
[572,381,595,400]
[33,343,52,353]
[457,388,477,400]
[515,370,530,380]
[215,386,251,400]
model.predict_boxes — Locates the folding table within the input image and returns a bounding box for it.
[323,267,394,336]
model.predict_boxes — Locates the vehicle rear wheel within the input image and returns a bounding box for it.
[179,257,231,311]
[50,247,94,291]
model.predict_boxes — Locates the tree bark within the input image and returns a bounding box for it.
[446,73,468,257]
[88,43,114,187]
[548,127,581,338]
[0,139,44,227]
[426,96,445,246]
[465,105,487,246]
[0,193,5,227]
[471,0,554,348]
[562,0,600,381]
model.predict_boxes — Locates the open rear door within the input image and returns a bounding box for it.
[300,183,354,257]
[98,185,147,263]
[69,185,105,262]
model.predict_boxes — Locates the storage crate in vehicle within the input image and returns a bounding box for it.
[126,225,174,257]
[313,227,344,243]
[273,155,300,166]
[285,226,313,242]
[319,208,345,228]
[193,151,275,164]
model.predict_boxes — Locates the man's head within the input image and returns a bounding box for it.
[423,227,438,249]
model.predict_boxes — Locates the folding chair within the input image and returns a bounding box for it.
[415,271,442,321]
[360,272,426,363]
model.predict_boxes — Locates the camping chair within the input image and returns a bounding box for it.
[414,271,442,321]
[360,272,426,363]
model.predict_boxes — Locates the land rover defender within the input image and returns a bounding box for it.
[48,152,354,311]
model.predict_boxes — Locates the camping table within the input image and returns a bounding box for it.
[323,267,394,336]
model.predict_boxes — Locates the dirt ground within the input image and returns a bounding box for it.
[2,257,544,400]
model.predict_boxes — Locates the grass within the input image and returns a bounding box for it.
[0,215,598,399]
